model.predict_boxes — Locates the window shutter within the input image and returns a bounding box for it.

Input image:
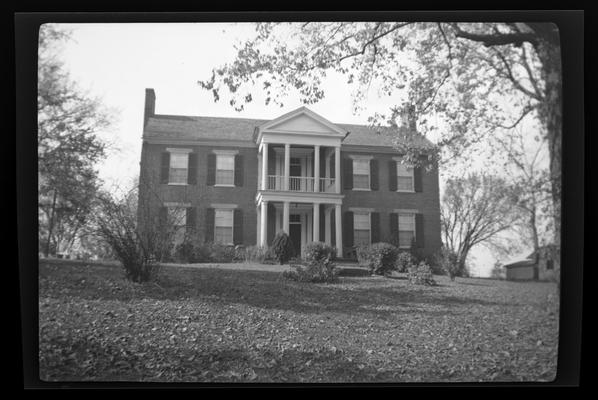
[205,208,215,243]
[388,160,397,191]
[343,159,353,190]
[370,159,379,190]
[187,153,197,184]
[234,155,244,187]
[389,213,398,245]
[371,212,380,244]
[159,206,168,228]
[160,152,170,184]
[415,213,424,248]
[414,166,423,192]
[319,204,325,242]
[186,207,196,233]
[233,209,243,244]
[343,211,354,247]
[207,154,216,186]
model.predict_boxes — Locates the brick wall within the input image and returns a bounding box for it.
[138,142,441,258]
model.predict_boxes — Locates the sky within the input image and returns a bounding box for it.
[49,22,543,277]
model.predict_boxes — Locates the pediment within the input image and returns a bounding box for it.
[258,107,347,136]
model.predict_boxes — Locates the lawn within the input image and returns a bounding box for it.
[38,259,559,383]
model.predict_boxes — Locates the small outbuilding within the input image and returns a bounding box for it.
[503,245,558,281]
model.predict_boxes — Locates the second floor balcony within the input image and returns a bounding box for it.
[265,175,337,193]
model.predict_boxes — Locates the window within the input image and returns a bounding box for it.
[354,212,371,246]
[216,155,235,185]
[546,259,554,270]
[398,213,415,248]
[169,153,188,184]
[168,207,187,245]
[396,162,414,191]
[214,209,234,244]
[353,159,370,189]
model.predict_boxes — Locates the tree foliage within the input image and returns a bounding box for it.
[198,22,562,269]
[38,24,112,257]
[441,173,520,274]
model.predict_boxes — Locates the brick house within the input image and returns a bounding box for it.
[138,88,442,259]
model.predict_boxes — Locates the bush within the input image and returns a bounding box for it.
[271,231,295,265]
[396,251,415,273]
[435,247,461,281]
[304,241,336,263]
[408,261,436,286]
[356,242,399,276]
[239,245,269,263]
[206,242,236,263]
[283,241,338,283]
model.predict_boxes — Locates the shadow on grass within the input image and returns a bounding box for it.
[40,262,512,319]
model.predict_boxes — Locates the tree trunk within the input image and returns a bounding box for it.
[536,36,562,287]
[44,190,58,258]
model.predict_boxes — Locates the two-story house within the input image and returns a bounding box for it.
[138,88,442,259]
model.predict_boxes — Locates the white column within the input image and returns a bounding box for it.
[335,146,341,193]
[283,201,290,234]
[284,144,290,191]
[313,203,320,242]
[257,153,262,190]
[261,143,269,191]
[256,206,261,246]
[314,145,320,192]
[260,201,268,246]
[325,207,332,246]
[335,204,342,255]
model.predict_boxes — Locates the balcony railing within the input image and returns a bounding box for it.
[265,175,337,193]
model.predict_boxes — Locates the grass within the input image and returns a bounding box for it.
[38,259,559,383]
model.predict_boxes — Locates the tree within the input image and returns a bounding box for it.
[198,21,561,270]
[494,124,554,268]
[490,261,505,280]
[38,24,111,257]
[441,173,520,276]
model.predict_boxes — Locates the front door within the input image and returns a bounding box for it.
[289,222,302,258]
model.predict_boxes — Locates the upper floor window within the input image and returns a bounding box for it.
[353,159,370,190]
[354,212,371,246]
[214,209,234,244]
[169,153,188,184]
[396,163,414,192]
[216,154,235,186]
[398,213,415,248]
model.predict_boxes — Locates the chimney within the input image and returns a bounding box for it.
[143,88,156,126]
[400,104,417,131]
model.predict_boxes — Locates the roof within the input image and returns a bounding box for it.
[503,259,536,269]
[144,113,435,148]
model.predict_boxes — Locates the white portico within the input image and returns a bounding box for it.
[254,107,347,256]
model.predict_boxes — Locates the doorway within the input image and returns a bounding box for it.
[289,214,302,257]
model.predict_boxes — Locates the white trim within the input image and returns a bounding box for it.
[214,184,235,188]
[164,202,192,207]
[212,149,239,156]
[352,188,371,191]
[210,203,238,209]
[393,209,420,213]
[348,154,374,160]
[166,147,193,154]
[349,207,375,212]
[167,182,188,186]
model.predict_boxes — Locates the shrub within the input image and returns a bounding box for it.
[283,241,338,283]
[435,247,461,281]
[304,241,336,263]
[396,251,415,273]
[408,261,437,286]
[206,242,236,263]
[271,231,295,265]
[356,242,399,276]
[240,245,269,263]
